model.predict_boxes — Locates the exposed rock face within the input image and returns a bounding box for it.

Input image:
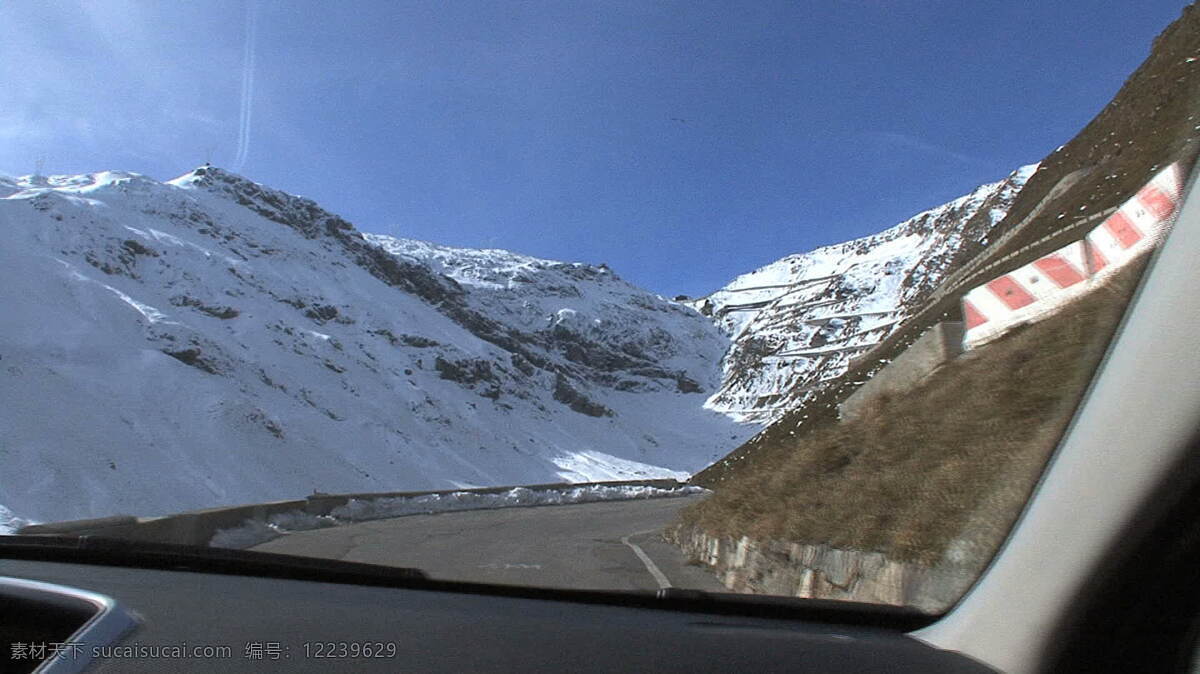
[552,372,614,418]
[368,236,721,394]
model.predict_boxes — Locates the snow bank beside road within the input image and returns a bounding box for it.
[211,484,707,549]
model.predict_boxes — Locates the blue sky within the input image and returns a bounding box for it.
[0,1,1189,296]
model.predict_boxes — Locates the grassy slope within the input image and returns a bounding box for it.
[681,259,1143,565]
[683,5,1200,565]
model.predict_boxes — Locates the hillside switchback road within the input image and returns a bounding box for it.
[250,494,726,592]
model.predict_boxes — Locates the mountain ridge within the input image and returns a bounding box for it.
[0,167,748,525]
[0,160,1039,527]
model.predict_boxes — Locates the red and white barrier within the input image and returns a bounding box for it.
[1085,164,1184,279]
[963,163,1184,348]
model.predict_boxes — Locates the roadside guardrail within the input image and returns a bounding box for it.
[16,478,688,548]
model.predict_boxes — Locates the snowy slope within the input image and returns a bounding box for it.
[0,167,751,526]
[693,164,1038,423]
[0,162,1040,528]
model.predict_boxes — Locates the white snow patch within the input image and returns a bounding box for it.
[550,450,691,482]
[126,225,218,258]
[103,284,172,324]
[0,504,30,535]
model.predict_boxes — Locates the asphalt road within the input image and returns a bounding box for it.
[251,494,726,593]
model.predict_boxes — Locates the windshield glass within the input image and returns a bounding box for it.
[1,0,1196,616]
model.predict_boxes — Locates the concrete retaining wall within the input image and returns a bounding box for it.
[17,479,686,548]
[838,322,964,421]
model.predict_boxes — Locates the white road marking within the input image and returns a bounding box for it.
[621,531,672,589]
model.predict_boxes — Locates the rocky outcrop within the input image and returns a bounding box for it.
[552,373,614,417]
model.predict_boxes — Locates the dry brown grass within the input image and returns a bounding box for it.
[681,259,1148,565]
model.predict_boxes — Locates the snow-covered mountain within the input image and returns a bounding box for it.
[0,161,1039,528]
[0,167,750,525]
[693,164,1038,423]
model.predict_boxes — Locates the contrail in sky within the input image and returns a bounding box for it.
[232,0,258,172]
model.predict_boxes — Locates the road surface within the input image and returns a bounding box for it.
[251,494,725,593]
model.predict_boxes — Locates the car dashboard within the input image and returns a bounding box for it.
[0,540,994,673]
